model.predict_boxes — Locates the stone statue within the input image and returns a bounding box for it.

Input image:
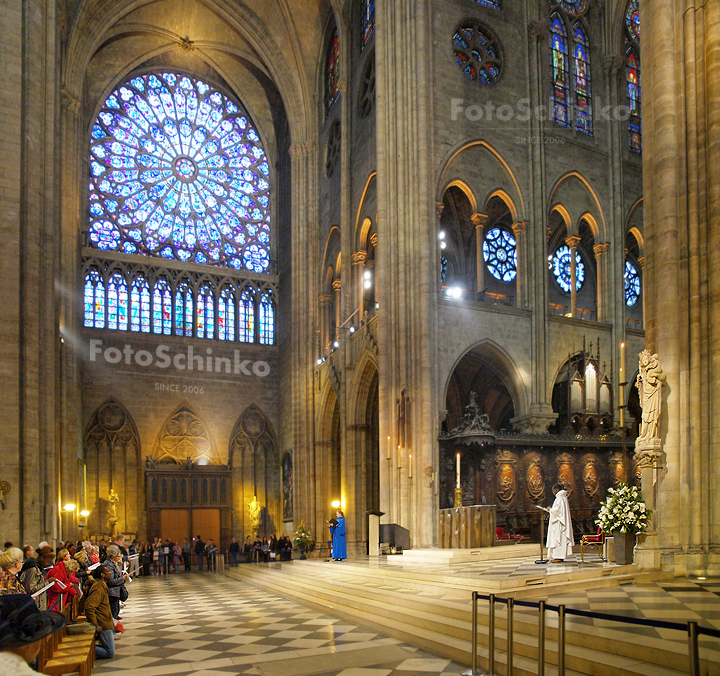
[106,488,119,535]
[636,349,665,446]
[247,495,261,535]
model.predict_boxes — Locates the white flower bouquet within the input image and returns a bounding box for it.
[596,483,649,533]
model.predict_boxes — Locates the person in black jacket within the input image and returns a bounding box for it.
[104,545,129,625]
[193,536,205,571]
[228,538,240,566]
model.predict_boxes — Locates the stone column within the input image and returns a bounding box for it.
[351,250,367,322]
[511,221,528,308]
[634,446,663,571]
[593,242,609,322]
[565,235,581,317]
[637,255,645,329]
[643,0,720,575]
[471,212,488,297]
[319,294,333,350]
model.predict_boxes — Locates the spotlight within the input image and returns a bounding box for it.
[364,280,372,289]
[363,270,372,280]
[331,500,341,508]
[440,241,446,250]
[447,287,463,299]
[63,504,76,512]
[375,303,379,309]
[438,230,446,240]
[349,326,355,333]
[80,510,90,517]
[317,358,323,365]
[333,340,339,348]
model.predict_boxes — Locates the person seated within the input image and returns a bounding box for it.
[18,547,56,610]
[0,594,66,675]
[0,549,25,596]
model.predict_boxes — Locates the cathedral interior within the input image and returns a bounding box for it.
[2,0,719,578]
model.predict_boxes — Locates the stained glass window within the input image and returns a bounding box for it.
[88,72,271,272]
[259,290,274,345]
[452,22,503,84]
[625,0,640,41]
[440,255,448,282]
[152,277,172,335]
[197,283,215,339]
[325,30,340,114]
[473,0,500,7]
[552,245,585,292]
[624,260,641,306]
[218,287,236,341]
[362,0,375,47]
[572,24,592,134]
[483,228,518,282]
[130,274,151,332]
[550,14,570,127]
[175,279,193,337]
[239,287,255,342]
[84,270,105,328]
[107,272,128,331]
[559,0,587,16]
[625,0,641,153]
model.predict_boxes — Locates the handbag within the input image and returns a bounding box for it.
[119,585,129,602]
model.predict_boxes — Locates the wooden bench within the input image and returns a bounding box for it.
[36,620,96,676]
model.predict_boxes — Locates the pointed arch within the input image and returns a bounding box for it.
[228,404,279,537]
[548,171,606,238]
[443,179,479,215]
[153,403,220,465]
[84,399,142,538]
[485,189,518,223]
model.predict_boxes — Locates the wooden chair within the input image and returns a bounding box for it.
[580,526,605,562]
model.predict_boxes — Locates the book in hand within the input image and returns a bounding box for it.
[31,582,54,598]
[87,562,101,571]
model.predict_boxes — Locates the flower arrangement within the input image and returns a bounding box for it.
[292,521,315,551]
[596,483,649,533]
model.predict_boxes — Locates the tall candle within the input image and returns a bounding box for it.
[620,342,626,383]
[387,435,391,460]
[409,454,413,478]
[398,446,402,469]
[456,453,461,489]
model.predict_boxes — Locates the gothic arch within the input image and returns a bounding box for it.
[83,399,142,538]
[485,189,518,223]
[354,172,377,242]
[443,341,528,431]
[228,404,279,537]
[548,171,606,239]
[153,403,221,465]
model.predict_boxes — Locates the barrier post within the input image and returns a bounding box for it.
[558,605,566,676]
[488,594,495,676]
[461,592,479,676]
[688,622,700,676]
[538,601,545,676]
[506,598,514,676]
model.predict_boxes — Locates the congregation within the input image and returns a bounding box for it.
[0,531,294,669]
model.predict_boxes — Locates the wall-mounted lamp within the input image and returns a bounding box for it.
[331,500,341,509]
[63,503,76,512]
[79,510,90,518]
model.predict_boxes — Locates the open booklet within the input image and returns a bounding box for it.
[87,562,101,571]
[31,582,54,598]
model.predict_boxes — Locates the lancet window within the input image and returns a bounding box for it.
[550,3,593,134]
[83,262,275,344]
[625,0,641,152]
[362,0,375,47]
[325,29,340,115]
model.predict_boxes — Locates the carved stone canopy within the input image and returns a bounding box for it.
[440,391,496,445]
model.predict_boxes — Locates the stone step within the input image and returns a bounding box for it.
[225,563,702,676]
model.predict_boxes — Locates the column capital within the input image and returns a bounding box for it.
[528,20,546,42]
[511,220,528,236]
[370,232,378,247]
[436,201,445,220]
[351,250,367,265]
[603,53,624,76]
[61,86,81,116]
[637,255,645,269]
[565,235,581,249]
[337,76,348,94]
[593,242,610,257]
[332,279,342,292]
[471,212,489,228]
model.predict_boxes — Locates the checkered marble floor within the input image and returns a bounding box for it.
[95,574,468,676]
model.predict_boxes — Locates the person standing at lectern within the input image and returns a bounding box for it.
[545,484,574,563]
[329,510,346,561]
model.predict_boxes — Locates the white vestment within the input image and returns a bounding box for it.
[545,489,574,560]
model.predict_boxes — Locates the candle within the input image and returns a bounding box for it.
[619,341,626,430]
[456,453,461,489]
[620,341,626,383]
[398,445,402,469]
[387,435,391,460]
[409,454,412,478]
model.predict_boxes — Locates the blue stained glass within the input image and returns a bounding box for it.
[152,278,172,335]
[362,0,375,46]
[452,22,502,84]
[483,228,518,282]
[239,287,255,342]
[440,255,448,282]
[84,270,104,328]
[218,287,235,341]
[572,23,592,135]
[259,290,274,345]
[90,73,271,271]
[552,245,585,293]
[624,260,641,306]
[550,14,570,127]
[325,29,340,115]
[626,0,640,41]
[560,0,587,16]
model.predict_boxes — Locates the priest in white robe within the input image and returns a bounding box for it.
[545,483,574,562]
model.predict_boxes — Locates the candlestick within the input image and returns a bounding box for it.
[398,445,402,469]
[620,341,626,381]
[456,453,460,489]
[387,435,391,460]
[409,454,412,478]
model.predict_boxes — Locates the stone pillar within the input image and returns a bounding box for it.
[332,280,342,340]
[634,446,663,571]
[643,0,720,575]
[471,212,488,296]
[593,242,609,322]
[511,221,528,308]
[351,250,367,322]
[319,294,333,350]
[637,255,645,329]
[565,235,581,317]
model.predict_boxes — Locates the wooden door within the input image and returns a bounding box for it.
[191,508,220,545]
[160,509,190,544]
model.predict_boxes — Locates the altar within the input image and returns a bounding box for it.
[438,504,496,548]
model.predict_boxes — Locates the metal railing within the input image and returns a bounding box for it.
[464,591,720,676]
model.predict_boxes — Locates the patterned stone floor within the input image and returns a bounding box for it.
[94,574,467,676]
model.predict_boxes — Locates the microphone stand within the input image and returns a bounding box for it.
[535,505,549,564]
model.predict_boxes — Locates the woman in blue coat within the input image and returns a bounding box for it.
[329,510,347,561]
